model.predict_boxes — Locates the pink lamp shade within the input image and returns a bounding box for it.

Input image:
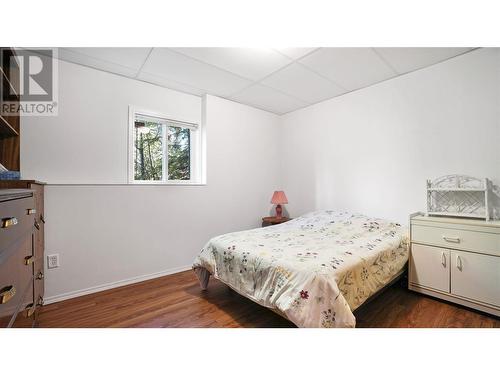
[271,191,288,205]
[270,191,288,218]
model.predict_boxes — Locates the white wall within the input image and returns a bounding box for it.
[280,48,500,223]
[21,60,202,184]
[22,61,281,301]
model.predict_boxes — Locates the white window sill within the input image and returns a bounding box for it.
[45,182,207,186]
[129,181,206,186]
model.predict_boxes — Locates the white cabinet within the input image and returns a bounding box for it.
[451,250,500,308]
[410,244,449,293]
[409,214,500,317]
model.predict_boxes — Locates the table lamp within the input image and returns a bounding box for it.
[271,191,288,218]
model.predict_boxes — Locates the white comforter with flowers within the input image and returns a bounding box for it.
[192,210,408,328]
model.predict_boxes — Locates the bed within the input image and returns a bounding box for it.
[192,210,409,328]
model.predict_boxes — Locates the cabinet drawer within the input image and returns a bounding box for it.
[11,282,35,328]
[409,244,450,293]
[451,250,500,308]
[412,224,500,256]
[0,236,34,327]
[0,196,35,254]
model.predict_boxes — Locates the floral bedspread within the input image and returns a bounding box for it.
[192,210,408,328]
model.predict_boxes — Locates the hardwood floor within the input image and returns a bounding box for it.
[39,270,500,328]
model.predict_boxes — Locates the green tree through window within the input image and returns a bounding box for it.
[134,121,163,181]
[133,117,192,182]
[168,126,190,180]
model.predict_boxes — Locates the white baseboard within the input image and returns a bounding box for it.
[43,265,192,305]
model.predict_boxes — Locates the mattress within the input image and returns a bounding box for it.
[192,210,409,328]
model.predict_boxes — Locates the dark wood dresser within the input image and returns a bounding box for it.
[0,187,45,327]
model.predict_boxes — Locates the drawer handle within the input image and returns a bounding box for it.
[34,219,40,230]
[442,236,460,243]
[457,255,463,271]
[1,217,18,228]
[36,271,44,280]
[24,255,35,265]
[441,252,446,267]
[27,208,37,215]
[0,285,16,304]
[24,303,36,318]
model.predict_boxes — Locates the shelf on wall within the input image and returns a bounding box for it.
[1,66,19,98]
[0,114,19,138]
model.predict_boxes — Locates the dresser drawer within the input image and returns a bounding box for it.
[0,236,33,328]
[412,224,500,256]
[0,195,35,254]
[11,281,35,328]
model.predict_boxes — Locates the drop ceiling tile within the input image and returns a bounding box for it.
[171,48,292,81]
[140,48,252,97]
[300,48,397,91]
[374,47,474,74]
[275,48,318,60]
[137,71,206,96]
[59,48,151,77]
[230,84,308,114]
[261,63,346,103]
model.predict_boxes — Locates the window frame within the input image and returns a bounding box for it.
[128,106,202,185]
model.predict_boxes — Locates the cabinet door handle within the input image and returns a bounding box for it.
[443,236,460,243]
[456,255,463,271]
[0,285,16,304]
[441,252,446,267]
[40,215,45,224]
[24,255,35,265]
[36,271,44,280]
[34,219,40,230]
[27,208,37,215]
[1,217,18,228]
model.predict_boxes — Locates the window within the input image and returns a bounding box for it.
[129,108,201,184]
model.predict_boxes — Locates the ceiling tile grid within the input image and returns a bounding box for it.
[373,47,473,74]
[171,47,292,81]
[230,83,308,114]
[260,62,346,103]
[50,47,476,115]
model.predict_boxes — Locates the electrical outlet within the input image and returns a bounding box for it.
[47,254,60,269]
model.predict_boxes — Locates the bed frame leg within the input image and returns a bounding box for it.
[194,267,210,290]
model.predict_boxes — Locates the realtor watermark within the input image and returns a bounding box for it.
[1,48,58,116]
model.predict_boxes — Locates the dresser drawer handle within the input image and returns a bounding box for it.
[442,236,460,243]
[1,217,18,228]
[27,208,37,215]
[0,285,16,304]
[24,255,35,265]
[24,303,36,318]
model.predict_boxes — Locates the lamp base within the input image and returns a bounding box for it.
[275,204,282,218]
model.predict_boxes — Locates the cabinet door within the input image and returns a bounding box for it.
[410,244,450,292]
[451,250,500,308]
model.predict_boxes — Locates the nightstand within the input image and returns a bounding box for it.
[262,216,291,227]
[409,212,500,317]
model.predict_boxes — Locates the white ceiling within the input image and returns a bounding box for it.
[53,47,474,115]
